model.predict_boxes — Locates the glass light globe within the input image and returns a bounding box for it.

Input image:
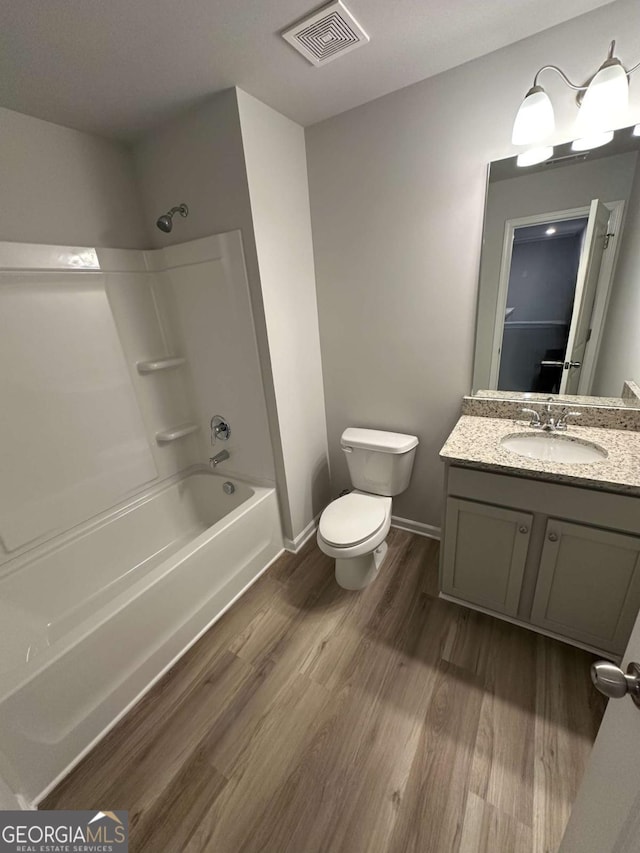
[571,131,614,151]
[516,146,554,167]
[576,61,629,135]
[512,86,555,145]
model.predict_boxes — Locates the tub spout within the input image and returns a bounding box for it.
[209,449,230,468]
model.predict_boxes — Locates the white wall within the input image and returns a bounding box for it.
[306,0,640,528]
[593,157,640,396]
[237,90,330,544]
[0,108,146,248]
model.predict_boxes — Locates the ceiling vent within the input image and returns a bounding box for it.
[282,1,369,67]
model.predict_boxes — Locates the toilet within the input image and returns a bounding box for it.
[317,427,419,590]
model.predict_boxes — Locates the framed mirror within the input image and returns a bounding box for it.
[472,124,640,407]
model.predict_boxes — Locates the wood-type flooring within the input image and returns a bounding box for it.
[43,530,606,853]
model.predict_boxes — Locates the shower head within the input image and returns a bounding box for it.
[155,203,189,233]
[156,214,173,233]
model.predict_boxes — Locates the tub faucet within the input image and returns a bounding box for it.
[209,449,230,468]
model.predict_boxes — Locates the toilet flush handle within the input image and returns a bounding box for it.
[342,446,353,454]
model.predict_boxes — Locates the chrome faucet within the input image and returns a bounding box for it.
[209,449,230,468]
[521,397,581,431]
[554,408,582,431]
[521,407,542,427]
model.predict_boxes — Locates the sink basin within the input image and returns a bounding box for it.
[500,432,607,464]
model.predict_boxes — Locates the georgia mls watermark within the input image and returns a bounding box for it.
[0,811,128,853]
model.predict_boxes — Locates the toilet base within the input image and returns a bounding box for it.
[335,541,388,591]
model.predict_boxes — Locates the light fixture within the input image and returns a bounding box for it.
[571,131,615,151]
[633,124,640,136]
[545,227,557,235]
[512,40,640,153]
[511,86,555,145]
[516,146,554,167]
[576,57,628,136]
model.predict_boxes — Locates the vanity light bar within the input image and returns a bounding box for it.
[513,40,640,164]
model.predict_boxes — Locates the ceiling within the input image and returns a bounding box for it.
[0,0,615,140]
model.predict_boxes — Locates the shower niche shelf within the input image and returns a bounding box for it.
[137,356,186,374]
[155,423,199,443]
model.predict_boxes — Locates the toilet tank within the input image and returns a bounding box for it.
[341,428,419,496]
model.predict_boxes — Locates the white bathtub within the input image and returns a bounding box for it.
[0,468,282,806]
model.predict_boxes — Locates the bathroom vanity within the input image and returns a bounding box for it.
[439,398,640,658]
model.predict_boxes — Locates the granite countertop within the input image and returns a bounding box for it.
[440,415,640,496]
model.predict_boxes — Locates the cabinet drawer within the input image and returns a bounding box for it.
[531,519,640,654]
[441,498,532,616]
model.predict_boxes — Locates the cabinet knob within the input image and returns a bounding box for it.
[519,525,528,534]
[548,532,558,542]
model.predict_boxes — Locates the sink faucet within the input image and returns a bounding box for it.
[209,449,230,468]
[521,398,581,432]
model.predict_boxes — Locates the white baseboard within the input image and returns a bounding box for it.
[391,515,441,540]
[284,513,439,552]
[283,515,320,553]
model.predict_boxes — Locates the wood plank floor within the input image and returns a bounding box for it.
[42,530,606,853]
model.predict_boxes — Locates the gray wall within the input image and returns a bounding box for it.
[132,89,292,528]
[498,235,582,392]
[133,88,330,543]
[237,90,330,544]
[0,107,146,248]
[507,235,583,323]
[132,90,255,251]
[594,155,640,396]
[306,0,640,529]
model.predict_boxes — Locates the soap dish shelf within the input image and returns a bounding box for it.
[155,423,199,443]
[137,356,186,374]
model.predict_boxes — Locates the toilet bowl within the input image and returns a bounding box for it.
[317,427,418,590]
[317,491,392,590]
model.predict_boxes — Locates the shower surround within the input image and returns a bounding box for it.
[0,232,282,805]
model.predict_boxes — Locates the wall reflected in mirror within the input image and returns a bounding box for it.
[472,124,640,407]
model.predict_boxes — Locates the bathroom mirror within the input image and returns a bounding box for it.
[472,123,640,407]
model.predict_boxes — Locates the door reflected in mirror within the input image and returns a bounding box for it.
[473,125,640,404]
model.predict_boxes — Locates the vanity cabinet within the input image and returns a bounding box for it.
[440,465,640,656]
[531,520,640,653]
[441,499,531,616]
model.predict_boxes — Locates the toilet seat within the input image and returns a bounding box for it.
[319,493,388,548]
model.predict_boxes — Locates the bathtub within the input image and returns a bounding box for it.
[0,468,282,806]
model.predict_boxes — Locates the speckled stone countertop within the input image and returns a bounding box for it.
[463,396,640,430]
[475,387,640,408]
[441,415,640,496]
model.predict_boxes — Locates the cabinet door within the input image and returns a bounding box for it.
[441,498,532,616]
[531,519,640,654]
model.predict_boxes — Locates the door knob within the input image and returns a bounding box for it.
[564,360,582,369]
[591,661,640,708]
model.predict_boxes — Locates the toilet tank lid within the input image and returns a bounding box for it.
[341,428,419,454]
